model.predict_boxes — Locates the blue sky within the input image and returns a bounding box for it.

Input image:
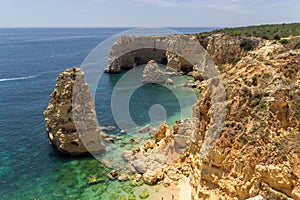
[0,0,299,27]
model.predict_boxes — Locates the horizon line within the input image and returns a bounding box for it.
[0,26,220,29]
[0,22,298,29]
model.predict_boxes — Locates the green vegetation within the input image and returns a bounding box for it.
[232,57,241,65]
[128,194,137,200]
[196,23,300,40]
[240,39,257,51]
[279,39,289,44]
[252,76,258,86]
[294,41,300,49]
[139,190,150,199]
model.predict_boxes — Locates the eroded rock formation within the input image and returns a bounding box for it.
[44,67,105,156]
[141,60,165,84]
[186,37,300,199]
[197,34,262,65]
[104,35,208,74]
[118,35,300,199]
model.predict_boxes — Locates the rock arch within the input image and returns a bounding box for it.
[104,35,207,74]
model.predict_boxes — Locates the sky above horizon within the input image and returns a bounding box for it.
[0,0,299,28]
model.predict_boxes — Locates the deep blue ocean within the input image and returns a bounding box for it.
[0,27,214,199]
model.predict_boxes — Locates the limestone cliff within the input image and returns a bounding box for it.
[196,34,262,66]
[44,67,105,156]
[104,35,207,74]
[186,37,300,199]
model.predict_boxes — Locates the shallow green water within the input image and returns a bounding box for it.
[0,28,207,200]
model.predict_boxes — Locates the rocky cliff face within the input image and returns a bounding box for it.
[197,34,262,66]
[44,67,105,156]
[187,38,300,199]
[104,35,207,74]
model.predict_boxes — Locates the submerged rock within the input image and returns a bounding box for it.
[107,170,119,180]
[44,67,105,156]
[118,174,129,182]
[104,137,114,143]
[139,191,150,199]
[100,125,116,131]
[142,60,165,84]
[167,78,174,85]
[139,125,152,133]
[88,176,105,185]
[120,129,128,134]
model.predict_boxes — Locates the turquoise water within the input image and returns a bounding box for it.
[0,28,212,199]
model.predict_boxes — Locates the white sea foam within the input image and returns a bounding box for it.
[0,75,36,82]
[0,69,63,83]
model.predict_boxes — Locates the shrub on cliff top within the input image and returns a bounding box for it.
[196,23,300,40]
[240,39,256,51]
[232,57,241,65]
[294,42,300,49]
[280,39,288,44]
[273,34,281,40]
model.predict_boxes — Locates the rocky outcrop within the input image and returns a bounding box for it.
[44,67,105,156]
[186,40,300,199]
[150,121,168,142]
[141,60,165,84]
[173,119,195,150]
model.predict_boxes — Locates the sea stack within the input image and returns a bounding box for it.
[44,67,105,156]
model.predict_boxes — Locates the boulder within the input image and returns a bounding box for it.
[122,150,135,162]
[104,66,122,74]
[107,170,119,180]
[88,176,105,185]
[187,71,203,81]
[165,71,179,76]
[139,125,152,133]
[167,78,174,85]
[100,125,116,131]
[173,119,194,150]
[142,171,158,185]
[142,60,165,84]
[131,160,147,174]
[129,138,141,144]
[120,129,128,134]
[118,174,129,182]
[166,66,178,73]
[144,141,155,152]
[101,158,113,168]
[104,137,114,143]
[151,121,168,143]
